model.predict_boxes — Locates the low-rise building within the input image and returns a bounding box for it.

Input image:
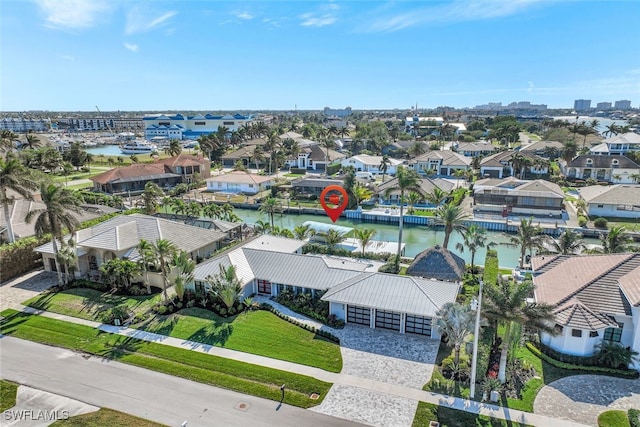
[340,154,403,175]
[479,151,547,179]
[561,154,640,183]
[453,141,495,157]
[205,171,273,195]
[376,177,455,205]
[579,184,640,219]
[473,177,564,216]
[0,117,51,132]
[589,133,640,156]
[408,150,471,176]
[519,140,564,158]
[143,113,254,140]
[291,177,344,197]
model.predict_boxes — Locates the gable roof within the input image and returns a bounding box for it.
[306,144,346,162]
[377,177,455,197]
[566,155,640,169]
[580,184,640,205]
[90,163,180,185]
[603,132,640,145]
[322,272,460,317]
[406,245,466,282]
[348,154,403,166]
[411,150,471,167]
[520,140,564,153]
[206,171,273,185]
[455,141,495,153]
[480,150,541,168]
[619,265,640,307]
[156,153,209,167]
[474,177,563,198]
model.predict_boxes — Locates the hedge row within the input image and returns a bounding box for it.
[526,342,639,378]
[259,303,340,344]
[483,249,499,286]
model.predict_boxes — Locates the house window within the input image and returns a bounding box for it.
[554,324,564,334]
[194,121,206,125]
[589,331,599,338]
[223,121,234,126]
[603,323,623,342]
[597,204,604,208]
[571,329,582,337]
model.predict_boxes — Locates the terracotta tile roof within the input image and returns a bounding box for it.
[156,153,209,167]
[531,255,560,271]
[619,265,640,307]
[553,298,618,329]
[90,163,168,185]
[206,171,273,185]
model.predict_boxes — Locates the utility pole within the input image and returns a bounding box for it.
[469,280,484,400]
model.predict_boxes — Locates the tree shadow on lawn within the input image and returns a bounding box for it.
[23,293,56,311]
[183,323,233,349]
[435,398,529,427]
[0,311,32,334]
[95,333,144,360]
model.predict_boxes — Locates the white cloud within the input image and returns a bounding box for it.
[124,43,139,52]
[235,11,255,20]
[361,0,550,33]
[125,8,177,34]
[299,2,339,27]
[35,0,111,31]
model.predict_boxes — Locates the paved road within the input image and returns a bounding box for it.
[0,336,364,427]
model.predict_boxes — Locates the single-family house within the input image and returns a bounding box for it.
[291,177,344,197]
[376,177,455,205]
[473,177,564,216]
[561,155,640,184]
[192,235,460,337]
[205,171,273,195]
[155,153,211,183]
[340,154,404,176]
[578,185,640,219]
[519,140,564,159]
[533,253,640,368]
[35,214,227,284]
[453,141,495,157]
[287,143,346,171]
[220,140,267,168]
[479,151,548,179]
[590,133,640,156]
[408,151,471,176]
[406,245,466,282]
[90,163,183,194]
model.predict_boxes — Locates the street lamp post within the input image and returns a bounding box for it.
[469,280,484,400]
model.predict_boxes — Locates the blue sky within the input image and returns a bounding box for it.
[2,0,639,111]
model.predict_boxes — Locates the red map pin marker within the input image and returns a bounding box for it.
[320,185,349,223]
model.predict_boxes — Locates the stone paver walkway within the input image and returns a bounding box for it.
[2,385,99,426]
[0,270,57,312]
[534,375,640,426]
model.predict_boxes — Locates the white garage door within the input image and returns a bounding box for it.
[405,314,432,336]
[375,310,401,331]
[347,305,370,326]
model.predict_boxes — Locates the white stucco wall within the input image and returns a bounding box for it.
[329,302,346,321]
[587,203,640,219]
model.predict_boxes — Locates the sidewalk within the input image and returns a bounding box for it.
[12,305,588,427]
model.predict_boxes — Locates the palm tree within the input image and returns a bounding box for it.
[379,155,391,182]
[384,166,423,270]
[137,239,156,294]
[504,218,549,269]
[455,224,490,273]
[425,187,449,207]
[601,226,632,254]
[453,169,466,188]
[258,197,282,228]
[630,173,640,184]
[604,123,620,138]
[25,183,83,285]
[482,278,556,383]
[56,238,78,285]
[0,153,39,242]
[1,130,19,151]
[354,228,376,256]
[151,239,178,301]
[24,134,42,150]
[435,203,468,249]
[141,182,163,214]
[550,229,585,255]
[172,250,195,303]
[406,191,422,214]
[165,139,182,157]
[253,219,271,235]
[435,302,475,365]
[561,141,578,163]
[352,183,373,209]
[207,264,243,310]
[293,224,315,240]
[325,228,345,251]
[130,154,139,163]
[595,340,640,369]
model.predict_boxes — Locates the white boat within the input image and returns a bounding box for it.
[120,140,157,154]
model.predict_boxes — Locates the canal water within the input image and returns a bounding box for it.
[232,208,602,268]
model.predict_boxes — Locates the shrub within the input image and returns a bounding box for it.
[483,249,499,286]
[594,217,608,229]
[598,410,630,427]
[219,308,227,316]
[578,216,588,227]
[228,307,236,316]
[628,409,640,427]
[101,306,130,324]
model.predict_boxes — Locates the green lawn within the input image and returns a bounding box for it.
[137,308,342,372]
[23,290,342,372]
[0,379,18,412]
[23,288,162,322]
[597,410,631,427]
[412,402,532,427]
[0,309,331,408]
[51,409,166,427]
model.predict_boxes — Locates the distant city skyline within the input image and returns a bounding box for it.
[2,1,639,111]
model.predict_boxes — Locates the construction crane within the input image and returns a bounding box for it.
[95,106,115,135]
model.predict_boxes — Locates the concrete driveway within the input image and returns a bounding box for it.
[534,375,640,426]
[312,325,440,427]
[0,270,57,312]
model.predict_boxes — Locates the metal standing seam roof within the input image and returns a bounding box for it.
[241,235,306,253]
[321,273,460,317]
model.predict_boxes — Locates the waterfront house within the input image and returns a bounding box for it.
[376,177,455,205]
[291,177,345,197]
[473,177,564,217]
[533,253,640,369]
[192,235,459,338]
[340,154,404,176]
[519,140,564,159]
[408,150,471,176]
[479,150,548,179]
[560,154,640,183]
[205,171,273,195]
[90,163,183,194]
[406,245,466,282]
[156,153,211,183]
[35,213,226,284]
[578,184,640,219]
[590,133,640,156]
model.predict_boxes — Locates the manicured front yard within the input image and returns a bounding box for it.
[23,290,342,373]
[412,402,531,427]
[24,288,162,322]
[0,309,332,408]
[51,409,166,427]
[0,379,18,411]
[137,308,342,372]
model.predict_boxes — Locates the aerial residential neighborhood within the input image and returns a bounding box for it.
[2,2,640,427]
